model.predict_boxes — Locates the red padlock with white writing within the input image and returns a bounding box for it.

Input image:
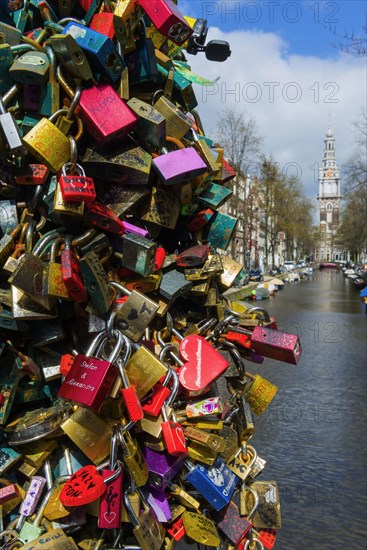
[171,327,229,392]
[59,161,96,203]
[58,330,122,411]
[138,0,192,45]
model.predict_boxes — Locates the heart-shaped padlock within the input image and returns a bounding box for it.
[59,465,106,507]
[178,335,229,391]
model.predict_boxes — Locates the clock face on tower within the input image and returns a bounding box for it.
[326,169,334,177]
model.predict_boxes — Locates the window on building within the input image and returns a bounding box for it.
[327,203,333,211]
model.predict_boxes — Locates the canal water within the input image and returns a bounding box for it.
[250,269,367,550]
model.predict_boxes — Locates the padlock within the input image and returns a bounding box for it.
[137,185,181,230]
[197,181,233,209]
[82,140,152,185]
[249,326,302,365]
[79,84,137,145]
[167,482,200,511]
[114,232,157,277]
[185,457,238,511]
[53,178,85,218]
[168,326,229,392]
[109,280,159,342]
[215,501,253,545]
[62,21,125,81]
[0,93,27,156]
[125,342,169,398]
[22,109,73,173]
[15,163,50,186]
[185,253,223,281]
[98,433,123,529]
[243,374,278,416]
[153,94,192,140]
[79,250,114,313]
[125,26,159,85]
[219,255,244,289]
[184,426,226,453]
[142,485,172,523]
[235,395,256,440]
[202,210,238,251]
[128,97,166,148]
[152,138,208,186]
[8,230,57,311]
[185,207,214,232]
[112,334,144,421]
[61,407,112,465]
[90,11,115,40]
[113,0,143,53]
[176,243,209,268]
[142,370,172,417]
[124,485,166,549]
[48,33,94,81]
[181,510,221,547]
[61,235,88,303]
[138,0,192,45]
[59,161,96,203]
[117,425,149,487]
[84,201,126,234]
[160,369,187,456]
[9,50,50,84]
[39,46,60,116]
[58,329,122,410]
[190,128,220,175]
[226,444,258,481]
[246,481,282,530]
[142,446,186,490]
[159,268,193,301]
[42,236,70,299]
[0,223,24,267]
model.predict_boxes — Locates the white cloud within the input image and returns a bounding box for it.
[187,27,367,197]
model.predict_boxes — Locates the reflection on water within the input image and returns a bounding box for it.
[252,270,367,550]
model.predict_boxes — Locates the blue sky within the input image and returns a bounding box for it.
[183,1,366,58]
[180,1,367,200]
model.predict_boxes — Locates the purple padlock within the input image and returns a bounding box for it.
[23,84,41,111]
[142,446,186,490]
[142,486,172,523]
[152,146,207,185]
[122,221,149,238]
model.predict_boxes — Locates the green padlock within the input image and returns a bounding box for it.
[9,50,50,84]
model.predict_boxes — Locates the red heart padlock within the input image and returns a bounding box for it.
[178,335,229,391]
[60,465,106,507]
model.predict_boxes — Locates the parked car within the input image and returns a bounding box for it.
[284,261,295,271]
[249,269,263,282]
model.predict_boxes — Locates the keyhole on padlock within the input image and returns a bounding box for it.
[106,53,117,69]
[88,282,97,292]
[73,52,84,65]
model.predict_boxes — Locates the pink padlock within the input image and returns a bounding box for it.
[58,331,122,411]
[153,146,207,185]
[79,84,137,145]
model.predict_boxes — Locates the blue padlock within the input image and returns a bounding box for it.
[185,457,238,511]
[62,21,125,82]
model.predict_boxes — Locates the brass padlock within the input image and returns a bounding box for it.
[42,237,69,299]
[22,109,73,173]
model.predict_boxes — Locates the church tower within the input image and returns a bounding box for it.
[316,128,343,261]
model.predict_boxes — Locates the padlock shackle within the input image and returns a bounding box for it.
[246,306,271,323]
